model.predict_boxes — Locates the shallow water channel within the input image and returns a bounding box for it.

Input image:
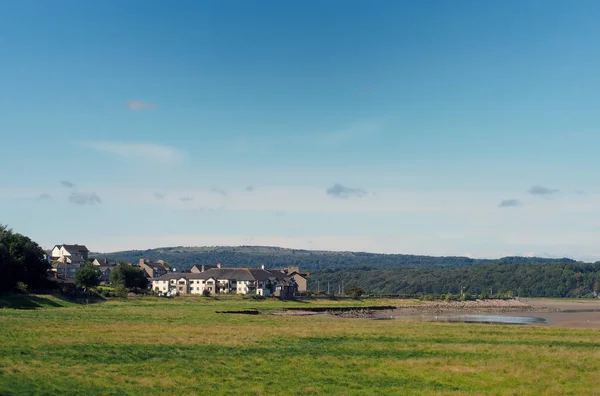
[381,314,547,325]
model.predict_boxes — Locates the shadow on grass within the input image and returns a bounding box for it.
[0,292,107,309]
[0,294,64,309]
[52,291,106,306]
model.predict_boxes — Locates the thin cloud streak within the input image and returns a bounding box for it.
[126,100,157,110]
[69,192,101,205]
[321,119,382,145]
[326,183,367,199]
[211,188,228,196]
[528,185,559,196]
[80,141,184,163]
[60,181,76,188]
[498,199,521,208]
[37,193,52,200]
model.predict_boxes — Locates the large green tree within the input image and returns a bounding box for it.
[0,225,50,292]
[75,262,101,289]
[109,263,148,289]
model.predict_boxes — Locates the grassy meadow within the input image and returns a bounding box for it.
[1,295,600,395]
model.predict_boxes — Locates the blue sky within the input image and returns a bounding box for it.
[1,1,600,260]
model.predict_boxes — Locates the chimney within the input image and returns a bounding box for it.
[217,263,221,269]
[201,264,205,272]
[139,258,145,266]
[261,264,265,270]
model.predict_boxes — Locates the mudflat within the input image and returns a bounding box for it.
[520,298,600,328]
[371,298,600,328]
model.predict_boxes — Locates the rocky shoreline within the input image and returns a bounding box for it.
[327,299,538,319]
[274,299,597,319]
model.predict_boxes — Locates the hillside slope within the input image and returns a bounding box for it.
[94,246,579,271]
[310,261,600,298]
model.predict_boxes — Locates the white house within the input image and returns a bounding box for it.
[51,244,90,264]
[152,267,296,297]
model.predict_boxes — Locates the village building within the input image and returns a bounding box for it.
[190,264,219,273]
[136,259,170,278]
[280,266,310,292]
[50,244,90,264]
[152,267,298,298]
[49,244,90,279]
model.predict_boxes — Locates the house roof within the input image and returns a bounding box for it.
[190,264,218,271]
[262,269,288,281]
[55,244,90,253]
[139,261,169,271]
[154,268,292,282]
[288,271,309,279]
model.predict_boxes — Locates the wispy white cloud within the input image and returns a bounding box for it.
[226,119,383,154]
[498,199,521,208]
[37,193,52,200]
[81,141,184,163]
[126,100,157,110]
[69,192,101,205]
[211,187,228,196]
[528,185,559,196]
[321,119,382,145]
[326,183,367,199]
[60,180,76,188]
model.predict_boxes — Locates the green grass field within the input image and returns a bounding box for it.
[1,295,600,395]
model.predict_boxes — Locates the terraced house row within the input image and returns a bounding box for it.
[151,266,308,299]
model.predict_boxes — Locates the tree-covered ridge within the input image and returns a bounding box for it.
[310,261,600,298]
[95,245,579,272]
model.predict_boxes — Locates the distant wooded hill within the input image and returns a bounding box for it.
[310,261,600,298]
[95,245,580,272]
[95,246,600,297]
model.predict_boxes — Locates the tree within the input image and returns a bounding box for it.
[75,262,101,289]
[109,263,148,289]
[0,225,50,292]
[345,285,364,299]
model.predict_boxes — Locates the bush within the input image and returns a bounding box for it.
[110,264,148,289]
[14,282,28,294]
[75,263,101,289]
[202,289,211,297]
[345,286,365,299]
[114,285,128,298]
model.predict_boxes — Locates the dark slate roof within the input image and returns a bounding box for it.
[288,271,309,279]
[265,269,289,281]
[201,268,256,281]
[153,268,291,282]
[58,244,90,253]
